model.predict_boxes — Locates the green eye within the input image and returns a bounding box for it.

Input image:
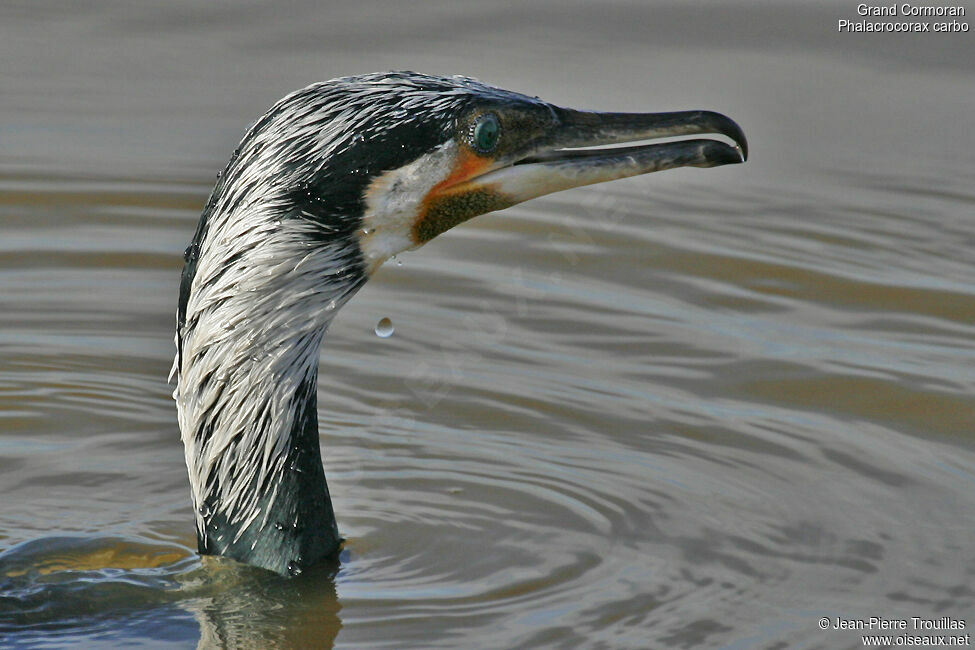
[472,114,500,153]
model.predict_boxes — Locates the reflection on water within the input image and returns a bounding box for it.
[2,1,975,648]
[0,536,341,647]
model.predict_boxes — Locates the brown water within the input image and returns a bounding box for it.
[2,2,975,648]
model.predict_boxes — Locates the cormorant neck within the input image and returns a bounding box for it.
[176,219,367,575]
[196,363,339,576]
[179,323,344,575]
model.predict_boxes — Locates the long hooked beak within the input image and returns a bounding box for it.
[480,107,746,203]
[413,106,747,244]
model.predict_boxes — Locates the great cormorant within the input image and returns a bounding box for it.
[174,71,747,576]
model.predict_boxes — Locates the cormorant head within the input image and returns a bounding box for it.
[187,71,746,294]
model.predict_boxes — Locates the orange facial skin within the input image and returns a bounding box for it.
[431,148,492,198]
[412,149,513,244]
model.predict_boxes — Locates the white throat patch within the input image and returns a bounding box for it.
[357,140,459,275]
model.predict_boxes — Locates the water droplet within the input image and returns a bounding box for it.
[375,317,394,338]
[396,258,403,267]
[326,299,337,311]
[274,522,285,531]
[216,170,222,179]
